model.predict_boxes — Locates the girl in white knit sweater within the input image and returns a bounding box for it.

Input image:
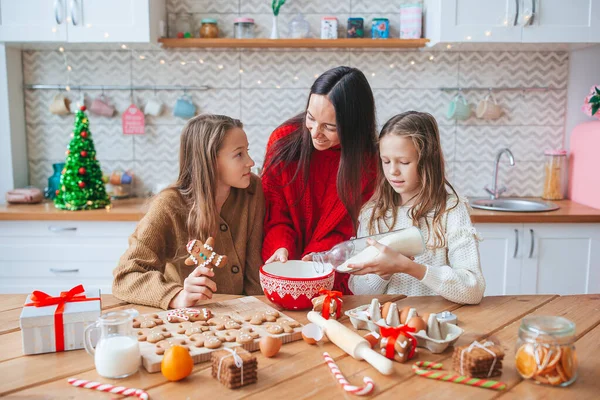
[348,111,485,304]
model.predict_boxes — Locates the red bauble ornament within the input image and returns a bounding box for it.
[80,131,88,138]
[80,105,87,111]
[80,150,88,157]
[55,189,60,195]
[65,150,70,155]
[78,167,86,175]
[78,181,86,188]
[177,32,184,38]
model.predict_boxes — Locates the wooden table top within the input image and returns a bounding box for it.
[1,293,598,399]
[1,198,600,223]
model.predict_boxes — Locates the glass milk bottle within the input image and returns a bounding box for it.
[84,310,141,378]
[313,226,426,273]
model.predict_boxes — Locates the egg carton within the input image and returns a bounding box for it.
[345,299,463,354]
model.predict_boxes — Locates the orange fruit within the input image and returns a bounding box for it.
[537,345,561,376]
[516,343,538,379]
[161,345,194,382]
[561,346,577,380]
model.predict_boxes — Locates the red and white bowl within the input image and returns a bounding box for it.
[260,261,335,310]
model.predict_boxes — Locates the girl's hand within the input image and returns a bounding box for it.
[169,265,217,308]
[266,247,289,263]
[302,252,314,261]
[349,239,419,280]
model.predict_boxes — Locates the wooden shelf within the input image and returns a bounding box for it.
[158,38,429,49]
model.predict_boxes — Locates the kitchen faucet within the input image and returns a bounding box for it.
[485,148,515,199]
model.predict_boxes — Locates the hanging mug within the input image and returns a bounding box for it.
[476,93,503,120]
[49,93,71,115]
[144,95,163,116]
[90,94,115,117]
[173,94,196,118]
[447,93,471,121]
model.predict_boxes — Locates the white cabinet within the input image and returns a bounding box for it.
[476,223,600,296]
[0,0,165,43]
[425,0,600,44]
[0,220,137,294]
[0,0,68,42]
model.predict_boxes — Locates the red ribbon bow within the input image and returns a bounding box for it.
[24,284,100,352]
[318,288,343,320]
[380,325,417,360]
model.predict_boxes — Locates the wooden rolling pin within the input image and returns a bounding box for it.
[307,311,394,375]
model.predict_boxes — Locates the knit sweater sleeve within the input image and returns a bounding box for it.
[420,199,486,304]
[112,192,184,310]
[244,178,266,295]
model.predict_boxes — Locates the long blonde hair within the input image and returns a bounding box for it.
[168,113,243,242]
[367,111,458,248]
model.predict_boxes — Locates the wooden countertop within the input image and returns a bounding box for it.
[1,293,598,398]
[1,197,600,223]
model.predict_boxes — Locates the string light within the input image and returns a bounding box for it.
[429,55,435,61]
[121,44,127,49]
[485,31,492,36]
[446,44,452,49]
[410,60,415,65]
[389,63,395,68]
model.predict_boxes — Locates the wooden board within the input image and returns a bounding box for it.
[136,297,304,373]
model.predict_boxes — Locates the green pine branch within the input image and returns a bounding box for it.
[272,0,286,16]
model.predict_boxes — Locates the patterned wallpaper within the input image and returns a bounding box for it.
[23,0,568,197]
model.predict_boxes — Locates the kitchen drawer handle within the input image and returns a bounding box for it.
[70,0,78,26]
[48,225,77,232]
[513,229,519,258]
[50,268,80,273]
[529,229,535,258]
[514,0,520,26]
[54,0,64,24]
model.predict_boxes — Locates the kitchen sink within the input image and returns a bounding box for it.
[470,198,560,212]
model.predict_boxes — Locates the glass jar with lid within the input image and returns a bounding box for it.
[233,18,255,38]
[200,18,219,38]
[542,149,567,200]
[515,315,578,387]
[175,13,193,38]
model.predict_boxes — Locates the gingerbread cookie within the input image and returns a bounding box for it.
[177,321,210,336]
[380,334,413,363]
[245,310,280,325]
[133,314,164,329]
[275,318,301,333]
[216,327,260,344]
[189,332,222,349]
[208,315,242,330]
[185,237,228,268]
[155,338,189,355]
[137,326,172,343]
[167,307,213,323]
[265,324,284,335]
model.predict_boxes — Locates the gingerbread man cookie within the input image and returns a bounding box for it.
[155,338,189,355]
[267,319,301,334]
[167,307,213,323]
[189,332,222,349]
[185,237,228,268]
[137,326,172,343]
[133,314,164,329]
[177,321,210,336]
[216,328,260,344]
[380,334,413,363]
[245,310,280,325]
[208,315,242,330]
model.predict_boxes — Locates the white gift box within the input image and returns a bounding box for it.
[19,287,102,355]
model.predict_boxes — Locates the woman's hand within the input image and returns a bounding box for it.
[349,239,424,280]
[169,265,217,308]
[301,252,314,261]
[266,247,289,263]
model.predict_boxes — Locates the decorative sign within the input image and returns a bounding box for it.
[122,104,145,135]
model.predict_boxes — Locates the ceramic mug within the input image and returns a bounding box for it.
[144,95,163,116]
[173,94,196,118]
[447,93,471,120]
[49,93,71,115]
[90,94,115,117]
[476,93,503,120]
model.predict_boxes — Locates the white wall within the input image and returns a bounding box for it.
[0,44,28,204]
[565,44,600,150]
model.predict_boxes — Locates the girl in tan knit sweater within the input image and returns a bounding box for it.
[348,111,486,304]
[113,114,265,309]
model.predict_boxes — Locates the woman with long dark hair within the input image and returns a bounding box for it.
[261,66,378,294]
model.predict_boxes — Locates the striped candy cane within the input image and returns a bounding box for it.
[323,352,375,396]
[412,361,507,391]
[68,378,149,399]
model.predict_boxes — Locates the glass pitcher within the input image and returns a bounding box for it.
[84,310,141,379]
[313,226,426,273]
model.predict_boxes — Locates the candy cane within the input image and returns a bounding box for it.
[412,361,507,391]
[67,378,149,399]
[323,352,375,396]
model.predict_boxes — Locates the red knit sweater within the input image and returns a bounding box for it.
[261,123,377,294]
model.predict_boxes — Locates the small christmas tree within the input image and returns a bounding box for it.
[54,105,111,211]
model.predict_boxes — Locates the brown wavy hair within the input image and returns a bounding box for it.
[367,111,458,248]
[168,113,244,242]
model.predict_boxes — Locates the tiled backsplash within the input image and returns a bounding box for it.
[23,0,568,198]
